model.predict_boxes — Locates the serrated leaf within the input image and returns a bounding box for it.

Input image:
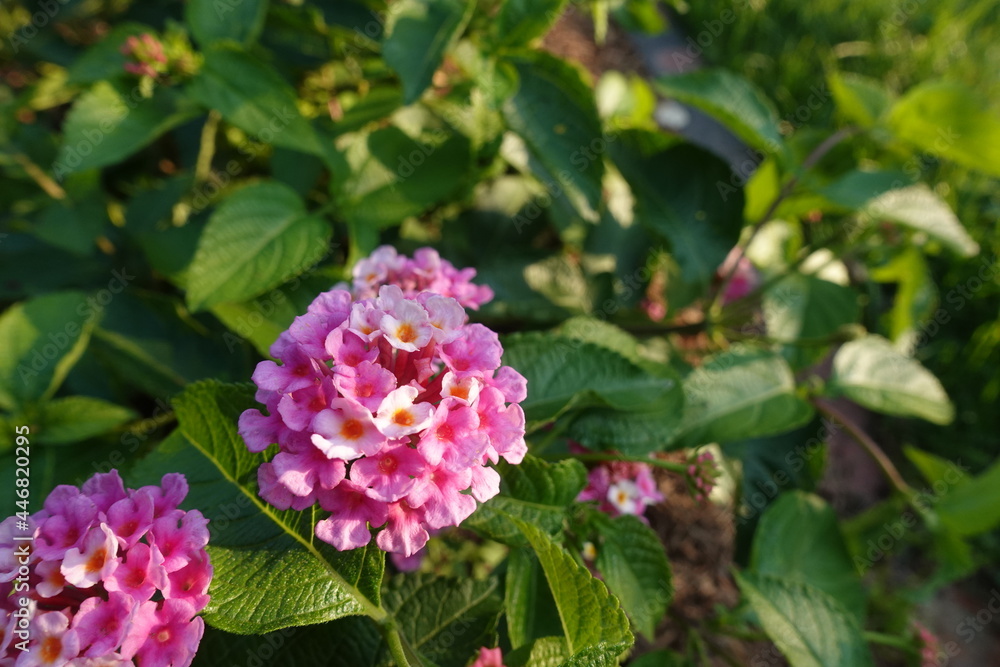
[653,69,784,155]
[554,317,641,362]
[505,548,563,650]
[36,396,137,445]
[861,184,979,257]
[382,0,471,104]
[188,45,324,156]
[512,518,633,661]
[505,637,568,667]
[736,572,873,667]
[185,182,331,311]
[889,80,1000,178]
[678,347,813,446]
[594,514,672,639]
[750,492,866,622]
[187,0,269,47]
[128,381,385,634]
[502,333,681,429]
[330,125,473,229]
[381,573,502,666]
[502,51,605,222]
[0,292,96,411]
[827,335,954,425]
[465,455,586,546]
[493,0,568,46]
[56,81,196,173]
[612,141,745,286]
[828,71,891,128]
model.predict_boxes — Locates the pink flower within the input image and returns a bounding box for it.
[576,448,665,519]
[1,473,211,667]
[717,247,760,305]
[470,646,506,667]
[119,600,204,667]
[685,450,720,503]
[239,263,526,557]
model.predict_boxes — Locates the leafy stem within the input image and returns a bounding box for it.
[382,619,422,667]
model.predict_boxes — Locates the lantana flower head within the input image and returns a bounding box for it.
[342,245,494,309]
[469,646,506,667]
[0,471,211,667]
[574,446,664,520]
[239,281,526,557]
[685,450,720,503]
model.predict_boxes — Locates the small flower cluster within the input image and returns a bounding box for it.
[914,622,942,667]
[120,34,168,79]
[0,471,211,667]
[238,284,526,557]
[686,450,720,503]
[717,247,760,305]
[344,246,494,310]
[469,647,506,667]
[576,452,664,520]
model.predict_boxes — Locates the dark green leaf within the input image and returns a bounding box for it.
[493,0,568,47]
[935,458,1000,537]
[465,454,586,546]
[504,547,563,650]
[129,381,385,634]
[187,0,269,47]
[66,23,150,84]
[750,492,866,622]
[382,0,471,104]
[188,45,325,157]
[653,69,784,155]
[56,82,197,174]
[36,396,137,445]
[502,51,605,222]
[0,292,96,411]
[612,141,745,285]
[594,514,673,639]
[185,181,332,311]
[736,572,873,667]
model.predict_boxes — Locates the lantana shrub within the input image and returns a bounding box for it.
[238,281,527,556]
[0,472,211,666]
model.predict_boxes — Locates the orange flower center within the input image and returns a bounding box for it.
[340,419,364,440]
[393,410,414,427]
[39,636,62,662]
[396,323,417,344]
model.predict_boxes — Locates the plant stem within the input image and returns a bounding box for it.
[541,451,689,475]
[709,126,859,312]
[384,621,420,667]
[13,153,66,200]
[864,631,919,655]
[812,398,916,501]
[194,111,221,184]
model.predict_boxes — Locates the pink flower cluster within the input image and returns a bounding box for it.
[470,647,505,667]
[0,471,211,667]
[686,450,720,503]
[120,34,167,79]
[576,454,664,520]
[344,246,494,309]
[238,284,526,557]
[717,247,760,305]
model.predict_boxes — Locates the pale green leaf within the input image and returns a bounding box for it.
[37,396,137,445]
[861,184,979,257]
[828,71,891,128]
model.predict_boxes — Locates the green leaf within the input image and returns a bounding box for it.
[502,332,680,428]
[66,23,150,84]
[736,572,873,667]
[653,69,784,155]
[56,82,196,173]
[818,169,910,212]
[504,548,563,650]
[827,335,954,425]
[763,273,859,368]
[129,381,385,634]
[187,0,269,47]
[0,292,96,411]
[382,0,471,105]
[493,0,568,46]
[612,141,745,285]
[554,317,641,363]
[828,71,891,128]
[185,181,331,311]
[678,347,813,446]
[935,458,1000,537]
[505,637,569,667]
[465,454,586,546]
[502,51,605,222]
[330,125,473,228]
[889,80,1000,178]
[512,517,633,661]
[380,573,502,665]
[750,492,865,622]
[594,514,673,639]
[36,396,137,445]
[860,184,979,257]
[188,45,324,157]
